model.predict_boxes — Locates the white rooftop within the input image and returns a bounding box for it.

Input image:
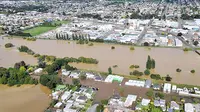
[124,94,137,107]
[141,99,150,106]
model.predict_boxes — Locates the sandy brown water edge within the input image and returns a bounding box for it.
[0,84,51,112]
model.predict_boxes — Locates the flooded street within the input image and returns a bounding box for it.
[0,37,200,85]
[0,84,51,112]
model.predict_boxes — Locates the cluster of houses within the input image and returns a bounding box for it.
[108,92,200,112]
[0,10,66,33]
[39,17,200,47]
[51,84,95,112]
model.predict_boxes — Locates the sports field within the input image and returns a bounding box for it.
[23,20,69,36]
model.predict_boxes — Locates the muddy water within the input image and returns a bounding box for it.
[0,84,51,112]
[0,37,200,85]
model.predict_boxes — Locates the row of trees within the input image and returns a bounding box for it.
[0,61,38,86]
[130,70,143,76]
[146,55,156,69]
[55,33,89,41]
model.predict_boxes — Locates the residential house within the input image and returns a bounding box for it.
[141,99,150,106]
[61,91,71,103]
[185,103,194,112]
[170,101,180,110]
[54,102,63,108]
[163,83,171,93]
[153,84,161,90]
[124,94,137,107]
[76,96,88,103]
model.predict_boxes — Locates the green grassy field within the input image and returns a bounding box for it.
[23,26,56,36]
[23,20,69,36]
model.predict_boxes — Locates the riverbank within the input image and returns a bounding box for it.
[0,84,51,112]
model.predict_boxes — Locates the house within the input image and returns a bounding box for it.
[94,75,102,81]
[34,68,43,74]
[85,73,95,79]
[65,103,73,109]
[154,100,160,107]
[69,72,80,79]
[76,96,88,103]
[105,75,124,83]
[63,108,77,112]
[141,99,150,106]
[170,101,180,110]
[54,102,63,108]
[185,103,194,112]
[153,84,161,90]
[163,83,172,93]
[61,69,70,76]
[145,80,152,88]
[125,80,145,87]
[55,85,67,91]
[52,91,61,100]
[124,94,137,107]
[61,91,71,102]
[56,109,62,112]
[194,104,200,112]
[83,88,93,99]
[172,85,177,92]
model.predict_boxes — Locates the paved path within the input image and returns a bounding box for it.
[86,104,98,112]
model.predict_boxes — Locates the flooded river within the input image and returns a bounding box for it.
[0,37,200,85]
[0,84,51,112]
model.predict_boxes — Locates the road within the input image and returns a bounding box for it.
[136,19,154,45]
[86,104,98,112]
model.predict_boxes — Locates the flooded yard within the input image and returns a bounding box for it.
[0,37,200,85]
[63,77,149,102]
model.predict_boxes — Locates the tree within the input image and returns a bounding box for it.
[96,104,104,112]
[155,92,165,99]
[72,78,80,86]
[79,74,86,80]
[5,43,14,48]
[146,55,152,69]
[191,70,195,73]
[176,68,182,72]
[111,46,115,49]
[144,42,149,46]
[144,69,150,75]
[150,74,161,80]
[130,46,135,50]
[146,89,154,98]
[193,41,199,46]
[0,76,7,84]
[151,59,155,69]
[108,67,112,74]
[165,74,172,81]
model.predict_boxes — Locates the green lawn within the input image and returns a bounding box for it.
[23,20,69,36]
[23,26,56,36]
[53,20,69,24]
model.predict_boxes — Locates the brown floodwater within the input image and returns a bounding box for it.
[0,37,200,85]
[0,84,51,112]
